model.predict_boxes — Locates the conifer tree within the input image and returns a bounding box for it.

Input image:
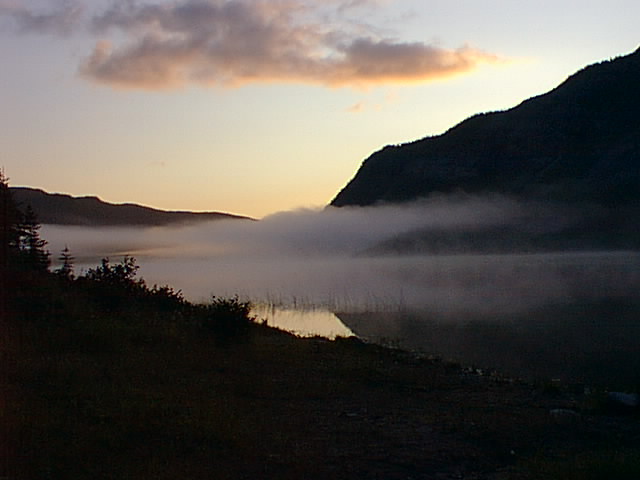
[1,170,25,316]
[0,169,12,317]
[17,204,50,272]
[0,169,21,263]
[55,245,75,279]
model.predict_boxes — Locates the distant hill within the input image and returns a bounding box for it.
[10,187,251,226]
[331,47,640,208]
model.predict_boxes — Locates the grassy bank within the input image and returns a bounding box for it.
[3,283,640,479]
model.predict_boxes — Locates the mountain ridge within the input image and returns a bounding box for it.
[10,187,252,226]
[331,47,640,208]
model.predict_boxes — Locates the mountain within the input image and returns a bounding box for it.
[10,187,251,226]
[331,47,640,209]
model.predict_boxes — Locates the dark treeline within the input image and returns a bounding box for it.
[1,170,254,342]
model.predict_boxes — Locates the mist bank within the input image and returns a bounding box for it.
[42,192,639,259]
[41,194,639,317]
[44,194,532,261]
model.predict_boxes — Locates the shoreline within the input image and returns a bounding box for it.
[5,315,640,479]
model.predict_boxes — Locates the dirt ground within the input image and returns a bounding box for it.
[4,320,640,479]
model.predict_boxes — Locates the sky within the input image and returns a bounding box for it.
[1,0,639,218]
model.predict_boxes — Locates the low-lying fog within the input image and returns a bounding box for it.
[42,194,640,386]
[42,194,638,312]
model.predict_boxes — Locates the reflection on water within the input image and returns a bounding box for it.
[45,221,640,390]
[252,305,353,339]
[248,297,640,389]
[335,299,640,389]
[89,250,637,388]
[244,251,640,389]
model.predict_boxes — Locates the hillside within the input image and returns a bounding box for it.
[10,187,251,226]
[6,276,640,479]
[331,47,640,208]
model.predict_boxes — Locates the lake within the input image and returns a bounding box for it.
[245,251,639,388]
[42,222,640,389]
[149,250,640,389]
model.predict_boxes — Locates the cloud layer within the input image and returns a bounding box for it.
[0,0,83,35]
[1,0,502,89]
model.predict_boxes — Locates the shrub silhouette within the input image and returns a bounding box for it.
[204,296,255,344]
[80,256,145,312]
[84,256,140,287]
[79,256,187,315]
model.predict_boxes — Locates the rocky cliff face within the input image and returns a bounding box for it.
[331,48,640,208]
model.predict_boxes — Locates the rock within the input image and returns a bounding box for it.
[607,392,640,408]
[550,408,580,422]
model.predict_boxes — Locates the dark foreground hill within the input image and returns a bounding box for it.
[5,291,640,479]
[331,48,640,209]
[10,187,251,226]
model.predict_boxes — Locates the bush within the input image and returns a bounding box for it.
[204,296,255,344]
[79,257,187,316]
[84,256,141,288]
[144,284,187,313]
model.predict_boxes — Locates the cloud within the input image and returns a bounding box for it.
[346,89,399,112]
[0,0,83,36]
[1,0,502,89]
[347,101,365,113]
[77,0,502,90]
[333,41,499,85]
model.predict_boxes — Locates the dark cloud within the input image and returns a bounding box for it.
[0,0,83,36]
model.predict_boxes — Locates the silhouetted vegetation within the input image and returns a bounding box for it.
[204,295,256,345]
[1,172,50,275]
[1,171,256,344]
[1,170,51,319]
[54,245,74,280]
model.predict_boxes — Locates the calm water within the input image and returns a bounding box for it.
[251,305,353,339]
[249,251,640,388]
[334,301,640,389]
[255,299,640,389]
[43,221,640,388]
